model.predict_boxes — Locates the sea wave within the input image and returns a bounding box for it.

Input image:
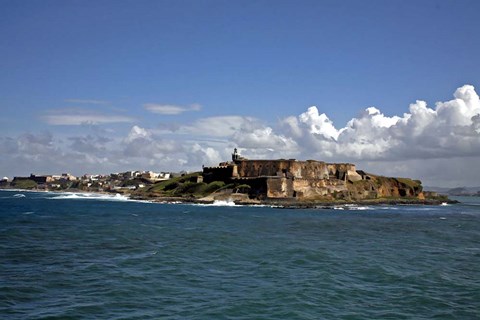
[333,204,372,211]
[2,191,479,319]
[0,193,27,199]
[189,199,239,207]
[13,193,26,198]
[49,192,133,202]
[211,200,237,206]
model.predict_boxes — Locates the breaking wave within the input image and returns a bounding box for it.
[211,200,237,206]
[49,192,132,201]
[333,204,372,211]
[13,193,26,198]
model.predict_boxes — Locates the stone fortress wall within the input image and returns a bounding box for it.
[202,149,391,200]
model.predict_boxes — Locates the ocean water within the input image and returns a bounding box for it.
[1,191,479,319]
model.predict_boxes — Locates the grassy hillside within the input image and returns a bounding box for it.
[138,173,225,198]
[11,179,37,189]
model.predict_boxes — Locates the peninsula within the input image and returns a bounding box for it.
[1,149,451,206]
[195,149,448,206]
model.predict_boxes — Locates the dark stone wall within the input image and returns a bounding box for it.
[235,159,330,179]
[235,160,294,177]
[202,166,234,183]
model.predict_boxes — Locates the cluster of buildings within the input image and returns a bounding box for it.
[4,170,172,192]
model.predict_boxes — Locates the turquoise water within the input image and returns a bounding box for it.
[1,191,479,319]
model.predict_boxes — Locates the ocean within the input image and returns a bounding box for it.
[1,190,479,319]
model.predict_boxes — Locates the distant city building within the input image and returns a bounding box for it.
[141,171,170,182]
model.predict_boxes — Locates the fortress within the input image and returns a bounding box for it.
[203,149,423,201]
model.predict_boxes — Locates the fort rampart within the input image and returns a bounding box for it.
[202,150,422,201]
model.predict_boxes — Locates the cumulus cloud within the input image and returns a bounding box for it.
[125,125,150,143]
[144,103,201,115]
[187,144,223,166]
[0,132,66,175]
[232,126,298,153]
[298,106,341,140]
[273,84,480,162]
[68,135,111,154]
[123,125,179,158]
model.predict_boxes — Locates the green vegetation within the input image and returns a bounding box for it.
[203,181,225,194]
[137,173,253,198]
[176,182,206,194]
[147,172,201,193]
[121,178,146,187]
[143,173,213,197]
[396,177,421,188]
[11,179,37,189]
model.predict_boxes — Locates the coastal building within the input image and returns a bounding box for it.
[0,177,9,187]
[60,173,77,181]
[28,174,54,184]
[140,171,171,182]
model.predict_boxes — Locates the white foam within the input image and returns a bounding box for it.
[211,200,237,206]
[50,192,132,201]
[343,204,372,211]
[13,193,26,198]
[192,199,238,207]
[350,206,371,211]
[378,206,399,210]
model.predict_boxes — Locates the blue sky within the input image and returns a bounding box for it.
[1,0,480,187]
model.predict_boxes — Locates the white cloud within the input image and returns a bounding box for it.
[281,116,303,138]
[271,84,480,162]
[188,143,223,167]
[178,116,260,137]
[232,126,298,152]
[43,113,135,125]
[123,125,179,159]
[144,103,201,115]
[298,106,340,140]
[435,85,480,126]
[125,125,150,143]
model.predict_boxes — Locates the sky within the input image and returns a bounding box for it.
[1,0,479,187]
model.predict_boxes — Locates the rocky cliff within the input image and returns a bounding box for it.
[343,175,423,201]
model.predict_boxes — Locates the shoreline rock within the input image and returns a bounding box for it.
[1,186,458,208]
